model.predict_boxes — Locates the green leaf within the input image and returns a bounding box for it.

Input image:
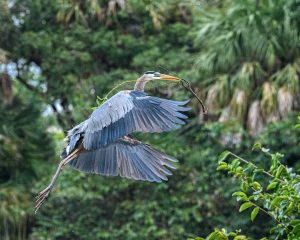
[217,164,228,171]
[275,165,285,178]
[292,224,300,234]
[252,143,262,151]
[252,181,261,191]
[207,230,228,240]
[251,207,259,221]
[241,181,248,191]
[232,192,248,201]
[270,197,283,209]
[267,181,278,191]
[218,151,231,163]
[233,236,248,240]
[217,162,228,171]
[239,202,253,212]
[232,192,247,197]
[286,201,295,213]
[253,168,264,173]
[231,159,240,168]
[290,220,300,226]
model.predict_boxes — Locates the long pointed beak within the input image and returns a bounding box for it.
[159,74,180,81]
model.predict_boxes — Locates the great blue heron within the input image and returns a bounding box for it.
[35,71,190,213]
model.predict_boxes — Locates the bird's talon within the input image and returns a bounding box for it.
[34,187,51,213]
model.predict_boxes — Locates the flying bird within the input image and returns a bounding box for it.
[35,71,190,213]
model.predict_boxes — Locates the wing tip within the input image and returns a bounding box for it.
[177,99,190,106]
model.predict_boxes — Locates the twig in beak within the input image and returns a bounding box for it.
[180,78,207,114]
[155,65,207,114]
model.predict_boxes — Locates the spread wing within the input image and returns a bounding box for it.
[82,90,190,150]
[68,136,178,182]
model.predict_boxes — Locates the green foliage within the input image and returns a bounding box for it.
[296,116,300,145]
[27,118,299,240]
[0,90,54,239]
[217,145,300,239]
[0,0,299,239]
[194,0,300,128]
[189,229,252,240]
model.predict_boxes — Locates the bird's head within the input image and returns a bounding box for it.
[140,71,180,82]
[134,71,180,91]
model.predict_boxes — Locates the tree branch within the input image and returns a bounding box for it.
[15,74,46,99]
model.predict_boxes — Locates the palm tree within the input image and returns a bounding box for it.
[195,0,300,135]
[56,0,126,25]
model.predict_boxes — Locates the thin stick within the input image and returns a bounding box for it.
[156,65,207,114]
[229,152,285,184]
[156,64,171,73]
[180,78,207,114]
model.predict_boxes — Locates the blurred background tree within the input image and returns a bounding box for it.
[0,0,299,239]
[195,0,300,135]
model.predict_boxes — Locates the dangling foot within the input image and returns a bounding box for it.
[35,186,52,214]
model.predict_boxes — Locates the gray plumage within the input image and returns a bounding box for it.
[69,136,178,182]
[35,72,189,213]
[65,90,190,151]
[84,91,189,150]
[63,90,190,182]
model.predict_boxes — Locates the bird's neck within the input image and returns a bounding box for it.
[134,78,147,91]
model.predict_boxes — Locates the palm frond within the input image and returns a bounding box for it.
[271,63,299,94]
[261,82,279,122]
[205,74,231,112]
[194,0,299,131]
[247,100,264,136]
[230,89,248,122]
[277,86,294,119]
[233,62,266,90]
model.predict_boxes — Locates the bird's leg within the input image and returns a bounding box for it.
[34,149,80,213]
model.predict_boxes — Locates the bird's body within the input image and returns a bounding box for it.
[35,72,190,212]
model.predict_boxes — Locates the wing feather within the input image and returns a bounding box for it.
[69,137,178,182]
[81,91,190,150]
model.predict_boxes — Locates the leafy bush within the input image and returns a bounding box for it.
[191,118,300,240]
